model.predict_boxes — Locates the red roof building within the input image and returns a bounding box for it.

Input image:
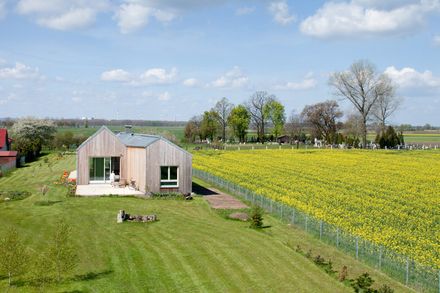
[0,129,16,173]
[0,128,9,150]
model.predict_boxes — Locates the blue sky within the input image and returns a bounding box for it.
[0,0,439,125]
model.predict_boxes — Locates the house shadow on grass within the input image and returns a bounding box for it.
[34,200,63,206]
[192,182,218,196]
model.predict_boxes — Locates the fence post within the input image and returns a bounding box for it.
[336,228,339,247]
[319,221,323,240]
[438,270,440,293]
[270,200,273,213]
[291,208,295,224]
[405,257,409,285]
[281,204,283,220]
[305,216,308,232]
[356,237,359,259]
[379,246,382,269]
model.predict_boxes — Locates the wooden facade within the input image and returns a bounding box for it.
[76,127,127,185]
[76,126,192,194]
[145,139,192,194]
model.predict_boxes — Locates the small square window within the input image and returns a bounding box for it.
[160,166,179,188]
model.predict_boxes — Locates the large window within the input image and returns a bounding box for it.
[160,166,178,187]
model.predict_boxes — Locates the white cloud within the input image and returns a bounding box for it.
[37,8,96,30]
[385,66,440,88]
[114,2,176,33]
[101,69,130,82]
[434,35,440,46]
[210,66,248,88]
[101,67,178,85]
[300,0,440,38]
[236,6,255,16]
[183,78,199,87]
[0,0,6,19]
[16,0,109,30]
[0,93,17,105]
[158,91,171,101]
[268,1,295,25]
[138,67,177,85]
[0,62,41,79]
[274,75,317,90]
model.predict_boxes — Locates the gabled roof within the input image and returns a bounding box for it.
[116,132,160,148]
[76,125,123,151]
[76,125,191,156]
[0,129,7,149]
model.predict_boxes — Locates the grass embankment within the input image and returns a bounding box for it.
[0,154,412,292]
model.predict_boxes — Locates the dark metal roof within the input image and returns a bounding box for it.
[116,132,160,147]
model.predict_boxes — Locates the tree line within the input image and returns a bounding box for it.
[185,60,404,148]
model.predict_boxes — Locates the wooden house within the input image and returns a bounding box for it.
[76,126,192,195]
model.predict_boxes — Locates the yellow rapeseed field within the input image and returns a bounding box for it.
[193,149,440,269]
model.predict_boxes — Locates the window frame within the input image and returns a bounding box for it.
[160,166,179,188]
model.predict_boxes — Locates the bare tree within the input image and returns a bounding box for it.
[372,93,401,131]
[329,60,394,148]
[184,116,203,142]
[301,100,342,144]
[245,91,275,142]
[284,110,304,144]
[213,97,234,142]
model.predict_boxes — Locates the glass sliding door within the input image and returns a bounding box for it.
[89,157,109,183]
[89,157,120,183]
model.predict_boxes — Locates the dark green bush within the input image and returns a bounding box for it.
[151,192,184,200]
[350,273,375,293]
[0,190,31,202]
[249,206,264,229]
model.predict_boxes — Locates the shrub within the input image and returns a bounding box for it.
[0,227,29,286]
[40,185,49,196]
[350,273,375,293]
[338,265,348,282]
[151,192,184,200]
[249,206,264,229]
[0,190,31,202]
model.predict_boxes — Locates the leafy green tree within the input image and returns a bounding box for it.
[228,105,250,143]
[201,110,220,141]
[264,99,286,139]
[47,220,78,283]
[0,227,29,286]
[12,118,56,159]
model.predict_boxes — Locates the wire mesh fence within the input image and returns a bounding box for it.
[193,168,439,293]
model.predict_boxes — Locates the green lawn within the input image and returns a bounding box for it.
[0,154,412,292]
[367,132,440,144]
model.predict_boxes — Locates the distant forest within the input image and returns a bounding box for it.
[0,118,187,128]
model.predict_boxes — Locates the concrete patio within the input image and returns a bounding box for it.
[76,184,145,196]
